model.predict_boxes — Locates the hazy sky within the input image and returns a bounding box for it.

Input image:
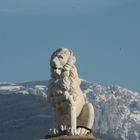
[0,0,140,91]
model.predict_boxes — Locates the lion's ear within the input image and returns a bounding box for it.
[67,48,73,55]
[64,56,76,71]
[68,49,76,64]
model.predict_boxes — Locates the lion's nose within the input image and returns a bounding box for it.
[55,69,60,73]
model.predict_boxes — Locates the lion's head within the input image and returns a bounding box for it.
[50,48,80,87]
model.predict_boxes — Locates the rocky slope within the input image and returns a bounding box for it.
[0,80,139,140]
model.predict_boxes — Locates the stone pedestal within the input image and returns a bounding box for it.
[40,135,100,140]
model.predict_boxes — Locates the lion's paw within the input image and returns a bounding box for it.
[48,128,59,137]
[77,128,90,136]
[67,127,77,136]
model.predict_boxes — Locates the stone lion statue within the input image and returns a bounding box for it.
[47,48,94,136]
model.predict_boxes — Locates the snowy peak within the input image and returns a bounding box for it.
[80,80,140,140]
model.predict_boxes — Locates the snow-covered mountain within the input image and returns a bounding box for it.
[0,80,139,140]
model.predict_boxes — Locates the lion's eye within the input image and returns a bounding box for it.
[59,55,64,59]
[53,67,57,70]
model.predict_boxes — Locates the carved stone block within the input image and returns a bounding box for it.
[41,135,100,140]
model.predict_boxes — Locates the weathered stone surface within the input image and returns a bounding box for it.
[47,48,95,136]
[41,135,100,140]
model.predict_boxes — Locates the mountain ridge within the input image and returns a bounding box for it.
[0,80,139,140]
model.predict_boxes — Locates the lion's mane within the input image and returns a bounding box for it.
[47,48,84,112]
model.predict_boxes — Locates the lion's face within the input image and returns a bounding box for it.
[51,58,63,79]
[51,50,70,79]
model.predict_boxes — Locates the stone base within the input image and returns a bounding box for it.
[40,135,100,140]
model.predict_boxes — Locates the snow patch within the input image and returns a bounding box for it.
[0,85,23,91]
[84,88,93,94]
[130,112,140,124]
[18,90,29,95]
[0,82,16,85]
[134,131,139,140]
[35,85,46,90]
[98,94,107,101]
